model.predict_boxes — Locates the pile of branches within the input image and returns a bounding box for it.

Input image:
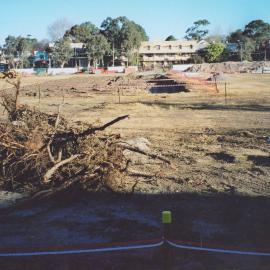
[0,80,171,199]
[0,80,130,197]
[0,107,131,198]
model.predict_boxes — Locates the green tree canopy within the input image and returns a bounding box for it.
[17,37,37,56]
[3,35,38,67]
[120,18,148,66]
[4,36,18,56]
[51,38,73,68]
[101,17,122,54]
[101,16,148,65]
[185,19,210,41]
[165,35,177,41]
[227,29,245,43]
[64,22,99,42]
[121,19,148,50]
[226,30,256,61]
[226,20,270,61]
[241,39,256,61]
[100,17,124,66]
[85,34,110,68]
[205,43,225,62]
[4,36,37,57]
[243,20,270,42]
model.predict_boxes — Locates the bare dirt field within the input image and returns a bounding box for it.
[0,72,270,269]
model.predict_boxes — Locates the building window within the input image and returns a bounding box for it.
[157,45,161,50]
[179,45,182,50]
[169,45,172,50]
[147,46,150,50]
[190,45,193,49]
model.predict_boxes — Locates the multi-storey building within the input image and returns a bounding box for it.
[138,40,208,68]
[48,39,209,68]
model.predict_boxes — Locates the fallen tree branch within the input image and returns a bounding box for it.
[43,154,82,183]
[128,169,155,178]
[52,115,129,144]
[122,145,171,165]
[79,115,129,137]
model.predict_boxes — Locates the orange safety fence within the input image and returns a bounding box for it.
[167,71,219,93]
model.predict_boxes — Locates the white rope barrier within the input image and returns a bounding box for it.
[1,239,270,257]
[0,241,164,257]
[167,240,270,257]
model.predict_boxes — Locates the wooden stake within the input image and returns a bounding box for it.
[118,89,121,104]
[225,82,227,106]
[214,76,218,93]
[38,85,41,109]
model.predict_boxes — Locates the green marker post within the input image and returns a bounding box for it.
[162,211,172,225]
[162,211,172,270]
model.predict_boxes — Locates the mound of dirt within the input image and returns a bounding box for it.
[187,61,270,74]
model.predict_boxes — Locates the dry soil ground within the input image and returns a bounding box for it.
[0,73,270,269]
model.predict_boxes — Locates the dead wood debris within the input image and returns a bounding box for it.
[0,89,170,199]
[0,109,129,197]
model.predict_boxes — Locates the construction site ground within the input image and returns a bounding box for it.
[0,72,270,269]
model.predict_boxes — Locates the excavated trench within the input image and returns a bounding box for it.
[147,78,189,94]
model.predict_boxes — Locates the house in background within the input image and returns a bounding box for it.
[139,40,208,68]
[69,43,88,68]
[29,51,49,68]
[48,39,209,69]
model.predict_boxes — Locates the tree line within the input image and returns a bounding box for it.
[0,17,148,68]
[1,18,270,68]
[179,19,270,63]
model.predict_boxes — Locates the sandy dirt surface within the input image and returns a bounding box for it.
[0,73,270,269]
[187,61,270,73]
[2,73,269,195]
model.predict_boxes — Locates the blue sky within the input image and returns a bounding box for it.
[0,0,269,45]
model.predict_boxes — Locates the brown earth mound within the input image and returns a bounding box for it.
[187,61,270,74]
